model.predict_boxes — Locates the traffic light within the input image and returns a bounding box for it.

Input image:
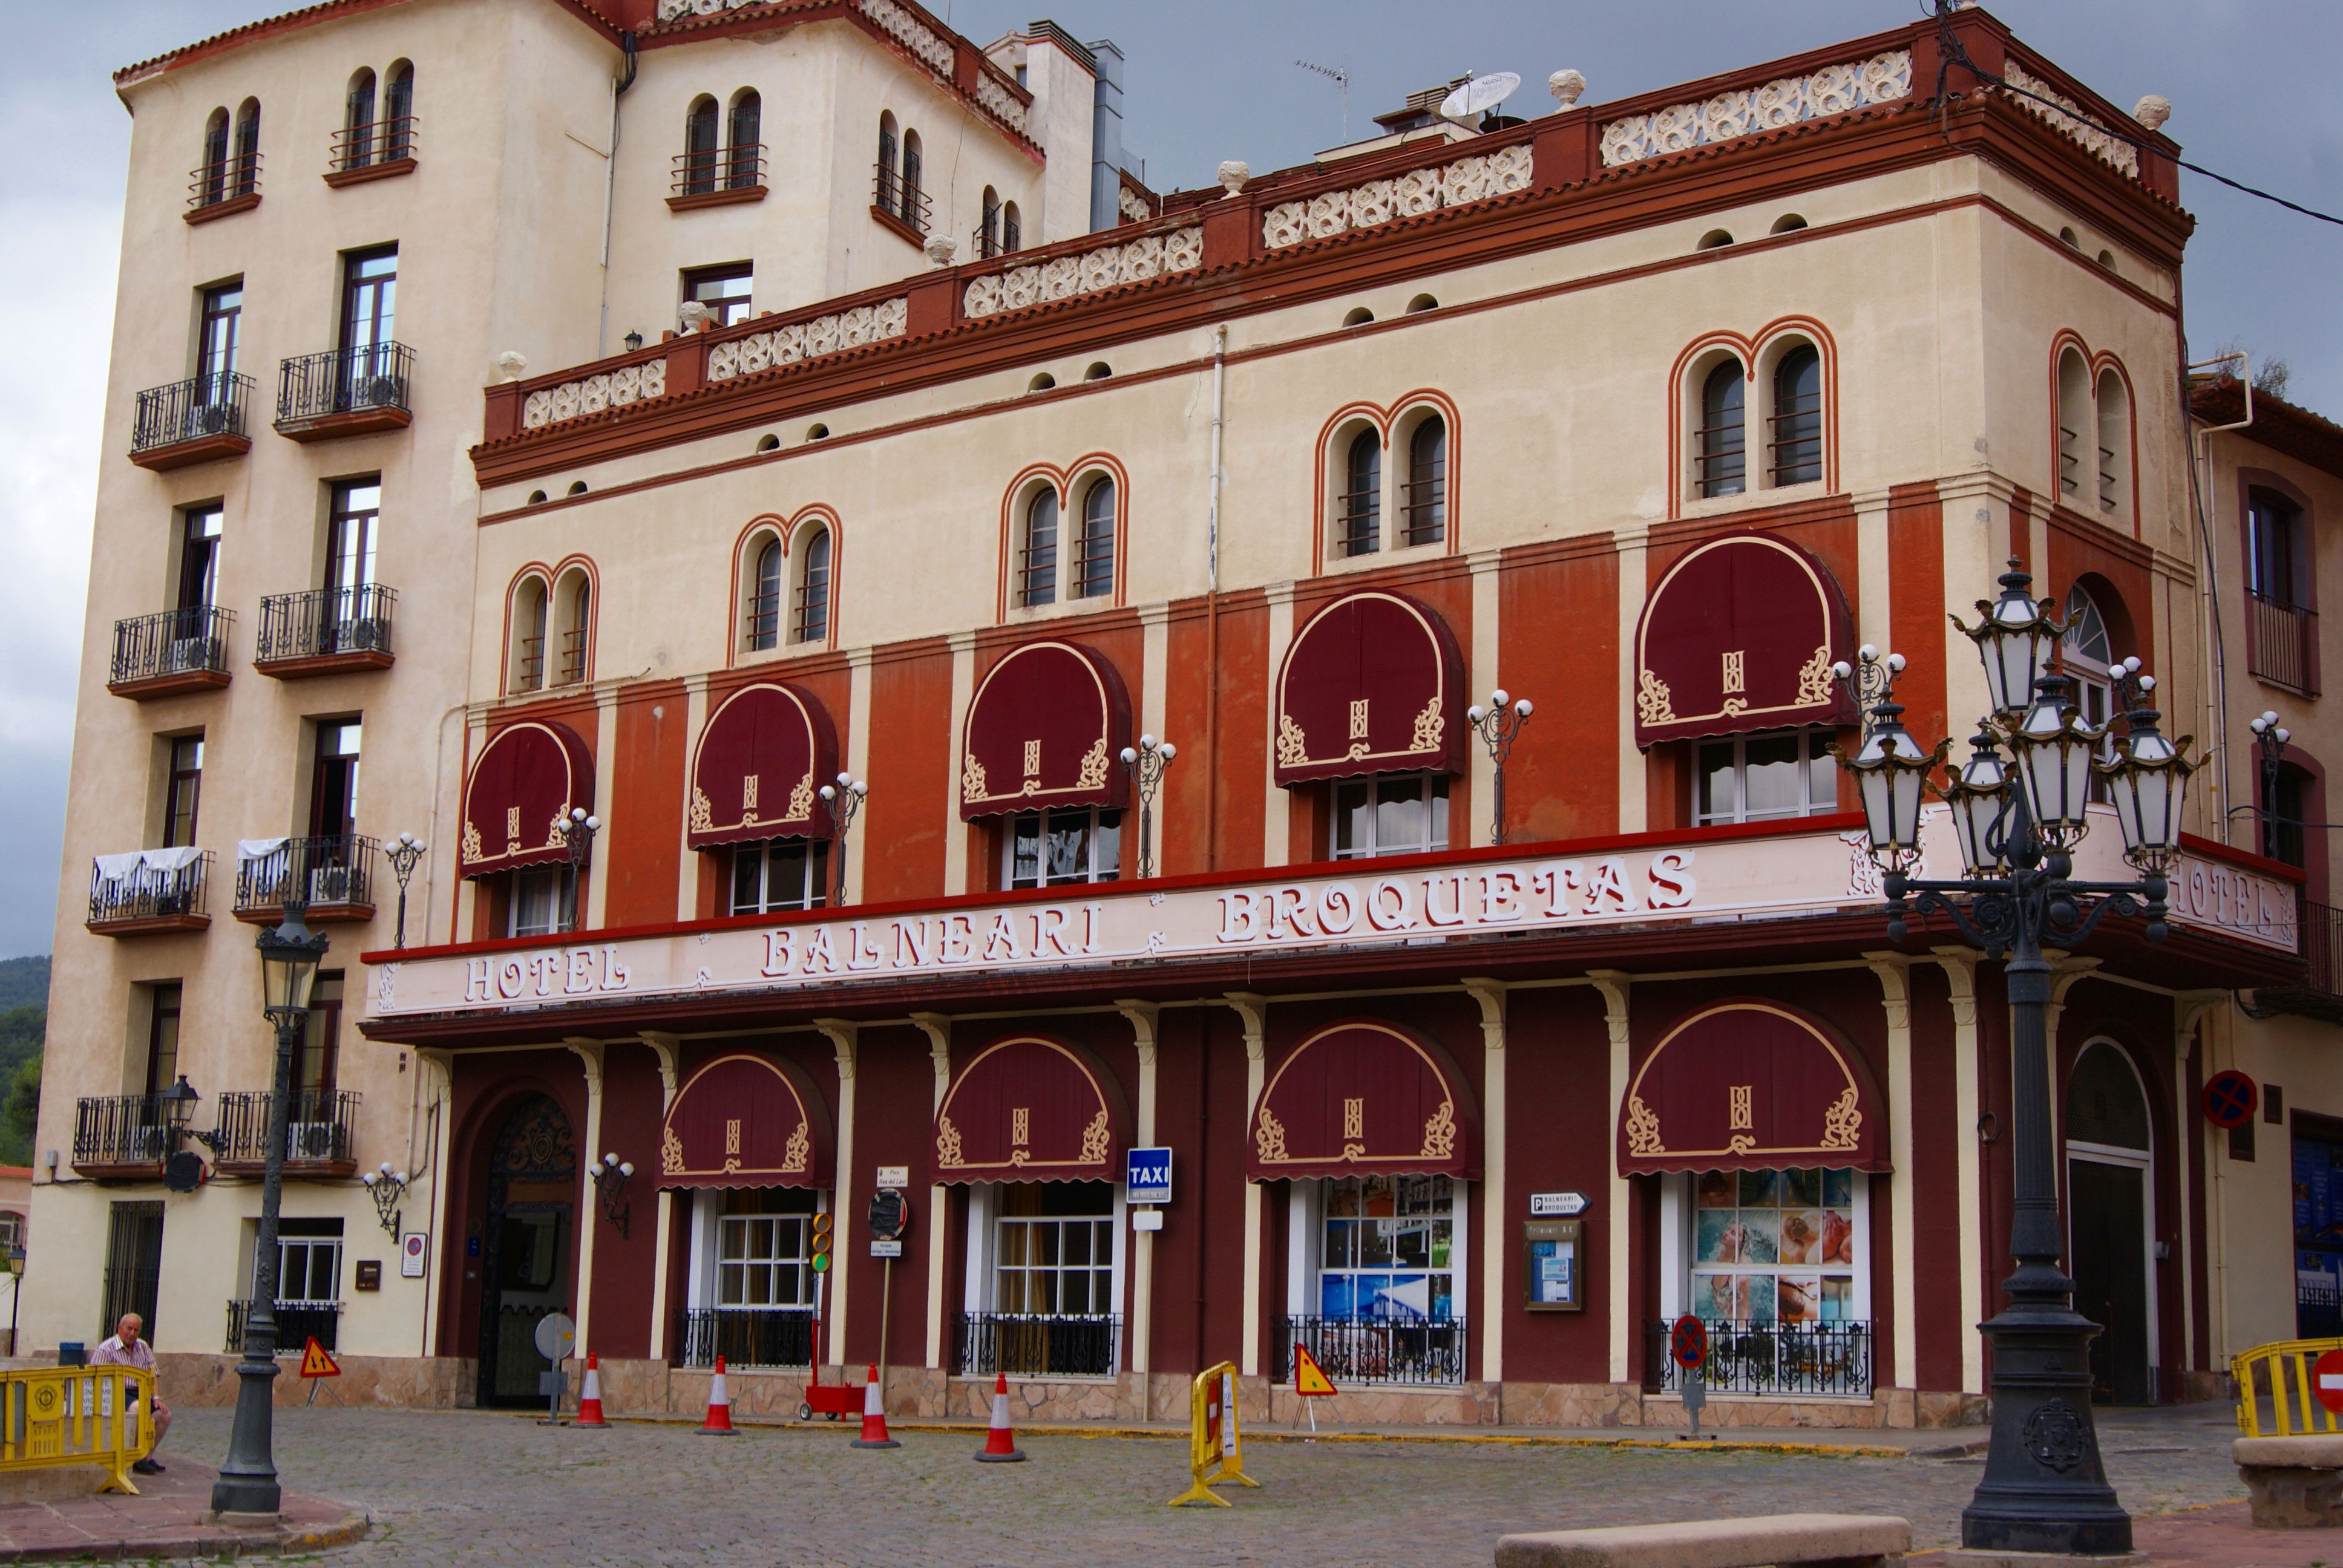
[810,1211,833,1274]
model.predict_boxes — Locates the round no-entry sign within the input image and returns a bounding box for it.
[2315,1349,2343,1414]
[1670,1315,1708,1371]
[2203,1070,2258,1130]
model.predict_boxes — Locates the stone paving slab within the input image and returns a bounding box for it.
[0,1453,365,1563]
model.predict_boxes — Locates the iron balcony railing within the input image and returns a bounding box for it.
[277,342,415,424]
[88,851,212,926]
[955,1312,1119,1379]
[677,1307,815,1369]
[132,373,254,454]
[2250,592,2318,695]
[188,152,261,210]
[1276,1315,1469,1388]
[331,116,417,171]
[73,1096,171,1169]
[2302,901,2342,998]
[111,606,233,688]
[215,1089,361,1169]
[225,1299,342,1354]
[873,165,932,234]
[673,143,765,196]
[1642,1318,1874,1398]
[234,835,378,916]
[255,584,396,665]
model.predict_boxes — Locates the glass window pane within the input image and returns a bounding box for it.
[1334,783,1371,856]
[1697,743,1736,823]
[1806,733,1836,811]
[1010,817,1041,889]
[1375,776,1425,853]
[1044,814,1090,884]
[1743,733,1803,817]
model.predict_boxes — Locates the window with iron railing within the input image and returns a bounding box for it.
[1768,346,1822,486]
[873,162,932,234]
[1697,358,1747,497]
[1339,428,1381,556]
[1401,416,1446,546]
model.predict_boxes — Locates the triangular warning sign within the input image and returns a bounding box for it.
[298,1337,341,1379]
[1293,1344,1337,1397]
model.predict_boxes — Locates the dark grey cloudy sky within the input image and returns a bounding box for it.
[0,1,2333,958]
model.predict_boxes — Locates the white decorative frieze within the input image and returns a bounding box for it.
[520,359,667,431]
[658,0,770,19]
[1118,185,1152,223]
[1260,143,1535,250]
[975,73,1030,137]
[962,227,1204,319]
[1596,50,1911,168]
[706,297,910,382]
[859,0,954,78]
[2002,62,2140,177]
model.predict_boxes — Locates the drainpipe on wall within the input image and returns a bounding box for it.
[595,33,640,359]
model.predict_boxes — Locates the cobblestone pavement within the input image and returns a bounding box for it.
[129,1404,2245,1567]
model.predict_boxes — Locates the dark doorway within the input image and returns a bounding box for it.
[475,1094,575,1408]
[2069,1160,2150,1405]
[102,1201,165,1341]
[2293,1129,2343,1337]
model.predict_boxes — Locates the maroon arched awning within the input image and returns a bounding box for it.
[459,720,594,877]
[1247,1022,1478,1180]
[660,1052,833,1189]
[1274,590,1465,786]
[960,641,1132,820]
[934,1036,1127,1182]
[1616,1001,1887,1175]
[1633,532,1854,746]
[689,682,839,848]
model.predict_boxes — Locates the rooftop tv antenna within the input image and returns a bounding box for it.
[1439,71,1521,126]
[1295,59,1352,143]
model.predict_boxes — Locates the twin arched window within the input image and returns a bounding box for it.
[876,113,925,233]
[1693,340,1826,501]
[1018,478,1116,609]
[198,100,262,205]
[508,568,592,692]
[684,90,762,194]
[1332,412,1447,561]
[978,188,1023,258]
[2056,346,2132,522]
[339,63,413,172]
[744,524,833,652]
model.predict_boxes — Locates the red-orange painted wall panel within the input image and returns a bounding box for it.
[863,643,952,903]
[1888,483,1949,756]
[605,681,685,929]
[1499,544,1620,843]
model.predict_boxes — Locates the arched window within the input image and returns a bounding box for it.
[2068,1042,2149,1152]
[747,536,783,651]
[233,99,261,194]
[899,129,925,230]
[1340,429,1381,557]
[1019,488,1059,607]
[384,61,414,160]
[1697,359,1746,497]
[200,108,232,205]
[2056,348,2092,507]
[1769,345,1823,486]
[980,186,1002,257]
[2095,368,2130,518]
[1403,416,1446,546]
[726,89,761,189]
[876,113,900,211]
[1001,200,1022,253]
[2269,759,2316,870]
[511,577,549,692]
[1073,479,1115,599]
[686,96,721,195]
[2060,584,2120,803]
[793,526,831,644]
[552,570,592,686]
[342,68,378,170]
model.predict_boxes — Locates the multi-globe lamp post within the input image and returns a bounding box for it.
[1832,559,2195,1559]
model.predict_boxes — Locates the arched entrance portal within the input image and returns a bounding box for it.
[2066,1042,2155,1405]
[476,1094,576,1408]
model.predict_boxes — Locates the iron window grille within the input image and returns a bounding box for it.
[1642,1318,1873,1398]
[225,1299,342,1354]
[1276,1316,1468,1388]
[1401,417,1447,547]
[188,152,261,210]
[954,1312,1119,1379]
[1696,360,1748,498]
[873,163,932,234]
[1339,430,1381,557]
[673,143,766,196]
[331,117,418,171]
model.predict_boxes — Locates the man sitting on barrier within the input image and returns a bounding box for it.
[89,1313,169,1475]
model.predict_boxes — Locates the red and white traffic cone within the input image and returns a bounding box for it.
[974,1371,1025,1463]
[697,1355,738,1436]
[851,1362,899,1449]
[575,1353,608,1428]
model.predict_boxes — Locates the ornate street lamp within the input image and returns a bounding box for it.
[557,808,600,933]
[213,900,330,1518]
[818,773,867,906]
[1465,690,1533,845]
[2250,710,2292,861]
[382,832,425,949]
[1118,734,1176,878]
[1836,560,2192,1558]
[360,1161,410,1238]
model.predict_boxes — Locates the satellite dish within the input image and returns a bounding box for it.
[1440,71,1521,122]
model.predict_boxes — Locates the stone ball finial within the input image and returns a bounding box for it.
[925,235,958,266]
[2133,94,2172,132]
[1548,70,1587,109]
[493,350,527,383]
[678,300,712,330]
[1217,160,1250,198]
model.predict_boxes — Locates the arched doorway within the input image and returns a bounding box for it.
[476,1094,576,1408]
[2066,1042,2155,1405]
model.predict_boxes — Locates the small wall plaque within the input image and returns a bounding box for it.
[1524,1219,1583,1311]
[355,1259,383,1292]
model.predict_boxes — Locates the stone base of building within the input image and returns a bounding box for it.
[154,1353,473,1408]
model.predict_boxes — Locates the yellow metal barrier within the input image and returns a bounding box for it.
[0,1365,156,1494]
[2233,1338,2343,1437]
[1168,1361,1260,1508]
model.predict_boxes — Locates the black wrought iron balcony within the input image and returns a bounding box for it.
[131,373,255,471]
[954,1312,1119,1379]
[670,144,767,207]
[87,850,212,935]
[108,606,233,699]
[275,343,415,440]
[1641,1318,1873,1398]
[225,1299,342,1354]
[233,835,378,923]
[327,117,418,183]
[1276,1315,1468,1388]
[254,584,396,676]
[73,1095,172,1177]
[185,152,261,223]
[871,165,932,238]
[677,1307,814,1370]
[214,1088,361,1176]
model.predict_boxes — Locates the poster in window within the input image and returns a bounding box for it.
[1523,1219,1582,1312]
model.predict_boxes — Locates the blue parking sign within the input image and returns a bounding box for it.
[1127,1146,1173,1205]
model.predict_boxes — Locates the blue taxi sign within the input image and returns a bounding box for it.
[1127,1146,1173,1205]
